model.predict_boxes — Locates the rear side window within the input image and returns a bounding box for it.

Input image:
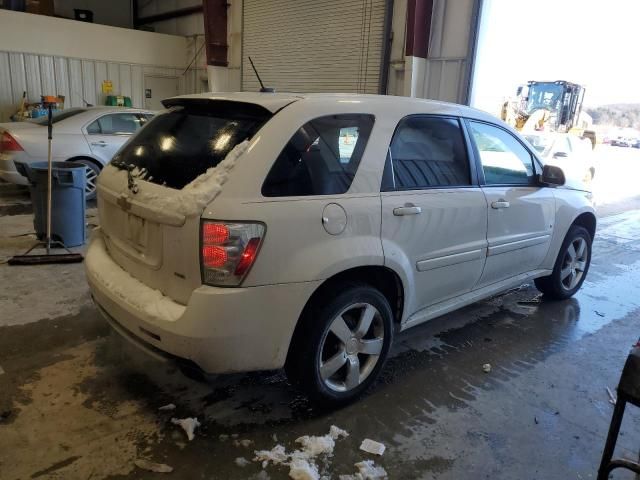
[383,116,471,190]
[111,101,271,190]
[469,121,535,185]
[262,114,374,197]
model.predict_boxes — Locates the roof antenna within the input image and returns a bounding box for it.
[248,56,275,93]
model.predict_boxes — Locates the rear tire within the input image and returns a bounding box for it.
[535,225,592,300]
[285,283,393,408]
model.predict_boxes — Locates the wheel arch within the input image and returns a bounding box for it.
[572,211,596,240]
[285,265,405,362]
[67,155,104,170]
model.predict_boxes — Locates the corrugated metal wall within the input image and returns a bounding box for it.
[423,0,477,103]
[242,0,387,94]
[0,50,194,122]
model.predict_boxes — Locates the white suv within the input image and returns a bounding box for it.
[86,92,595,406]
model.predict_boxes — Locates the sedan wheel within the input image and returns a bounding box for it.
[72,160,101,200]
[320,303,385,392]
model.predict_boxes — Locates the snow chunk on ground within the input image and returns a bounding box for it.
[329,425,349,440]
[134,459,173,473]
[235,457,251,467]
[355,460,387,479]
[131,140,250,217]
[86,236,185,322]
[295,435,335,457]
[158,403,176,411]
[359,439,385,456]
[288,458,320,480]
[234,439,254,448]
[171,417,201,441]
[254,444,288,468]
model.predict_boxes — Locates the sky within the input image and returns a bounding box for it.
[470,0,640,114]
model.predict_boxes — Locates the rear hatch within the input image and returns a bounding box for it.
[96,99,274,304]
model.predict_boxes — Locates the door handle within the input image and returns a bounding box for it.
[491,200,510,209]
[393,204,422,216]
[91,141,107,147]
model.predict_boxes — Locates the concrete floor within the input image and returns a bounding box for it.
[1,146,640,479]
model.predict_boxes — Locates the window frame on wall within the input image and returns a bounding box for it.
[381,114,478,192]
[464,119,540,187]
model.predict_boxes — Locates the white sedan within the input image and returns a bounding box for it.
[0,107,154,198]
[523,132,595,186]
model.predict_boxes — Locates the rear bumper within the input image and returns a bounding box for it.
[0,154,28,185]
[86,229,320,374]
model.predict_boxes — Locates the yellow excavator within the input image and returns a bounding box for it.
[501,80,597,147]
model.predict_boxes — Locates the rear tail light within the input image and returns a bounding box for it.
[200,221,265,287]
[0,132,23,152]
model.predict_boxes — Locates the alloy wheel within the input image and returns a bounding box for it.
[560,237,588,290]
[319,302,385,392]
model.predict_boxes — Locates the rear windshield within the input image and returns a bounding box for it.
[111,101,271,190]
[28,108,87,125]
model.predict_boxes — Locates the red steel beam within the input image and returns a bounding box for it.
[203,0,229,67]
[405,0,433,59]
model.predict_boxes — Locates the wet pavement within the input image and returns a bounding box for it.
[2,193,640,478]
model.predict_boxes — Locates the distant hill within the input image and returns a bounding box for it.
[585,104,640,128]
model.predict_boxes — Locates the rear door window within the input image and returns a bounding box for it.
[262,114,374,197]
[382,116,471,191]
[111,101,271,190]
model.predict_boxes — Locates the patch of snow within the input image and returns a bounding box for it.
[295,435,335,457]
[171,417,201,441]
[235,457,251,467]
[234,439,255,448]
[254,444,288,468]
[134,459,173,473]
[359,439,385,456]
[129,140,250,218]
[219,434,229,441]
[86,236,185,322]
[158,403,176,411]
[354,460,387,479]
[0,365,4,375]
[329,425,349,440]
[288,458,320,480]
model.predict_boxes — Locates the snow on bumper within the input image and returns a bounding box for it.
[86,229,319,373]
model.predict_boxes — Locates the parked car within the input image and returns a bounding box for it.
[610,137,635,147]
[523,132,595,185]
[0,107,154,198]
[85,93,596,406]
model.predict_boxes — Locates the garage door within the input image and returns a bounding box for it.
[242,0,386,94]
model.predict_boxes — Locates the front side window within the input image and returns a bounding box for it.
[88,113,145,135]
[262,114,374,197]
[384,116,471,190]
[469,121,535,185]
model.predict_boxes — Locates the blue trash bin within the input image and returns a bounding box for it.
[16,161,87,247]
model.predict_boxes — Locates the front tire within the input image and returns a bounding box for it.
[535,225,592,299]
[285,284,393,407]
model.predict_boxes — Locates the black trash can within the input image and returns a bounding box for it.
[16,161,87,247]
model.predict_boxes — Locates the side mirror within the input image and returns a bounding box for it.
[541,164,565,186]
[553,151,569,159]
